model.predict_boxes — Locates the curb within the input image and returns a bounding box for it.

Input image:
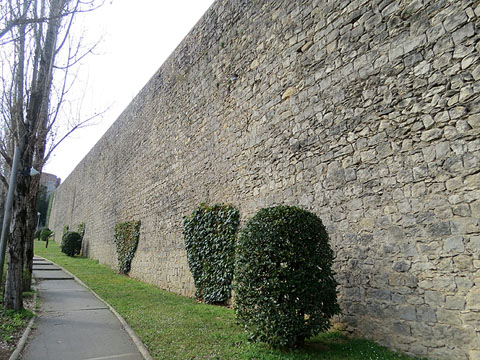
[9,292,37,360]
[34,256,154,360]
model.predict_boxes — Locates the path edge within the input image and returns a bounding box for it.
[9,292,37,360]
[34,256,154,360]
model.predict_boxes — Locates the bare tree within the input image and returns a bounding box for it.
[0,0,103,310]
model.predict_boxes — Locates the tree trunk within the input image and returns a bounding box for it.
[23,175,40,291]
[4,172,30,310]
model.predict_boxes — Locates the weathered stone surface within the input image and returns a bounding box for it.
[444,236,465,254]
[466,287,480,310]
[48,1,480,359]
[282,86,297,100]
[445,295,466,310]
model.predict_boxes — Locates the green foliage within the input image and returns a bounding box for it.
[0,306,34,343]
[35,240,421,360]
[113,221,140,274]
[60,231,82,257]
[40,228,53,242]
[235,205,340,348]
[183,204,240,304]
[34,226,46,239]
[63,225,69,235]
[77,223,86,239]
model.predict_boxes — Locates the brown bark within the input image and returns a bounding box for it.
[23,175,40,291]
[4,170,30,310]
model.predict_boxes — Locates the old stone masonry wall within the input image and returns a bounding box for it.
[49,0,480,358]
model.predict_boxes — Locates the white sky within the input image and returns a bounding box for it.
[43,0,215,181]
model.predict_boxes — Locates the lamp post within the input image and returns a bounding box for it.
[36,212,41,230]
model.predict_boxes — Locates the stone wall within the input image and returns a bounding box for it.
[49,0,480,358]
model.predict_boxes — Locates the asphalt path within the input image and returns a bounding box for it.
[21,257,144,360]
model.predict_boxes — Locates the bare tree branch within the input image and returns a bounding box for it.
[43,107,107,165]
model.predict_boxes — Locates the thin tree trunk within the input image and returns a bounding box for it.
[23,174,40,291]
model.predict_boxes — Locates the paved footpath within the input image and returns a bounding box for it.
[21,257,144,360]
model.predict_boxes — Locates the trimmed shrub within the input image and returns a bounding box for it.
[61,231,82,257]
[114,221,140,274]
[234,205,340,347]
[183,204,239,304]
[34,227,47,239]
[39,228,53,242]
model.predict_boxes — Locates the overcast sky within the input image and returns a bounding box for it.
[43,0,215,181]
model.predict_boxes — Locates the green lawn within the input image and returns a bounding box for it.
[34,240,422,360]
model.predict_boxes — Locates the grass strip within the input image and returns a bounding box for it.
[34,240,422,360]
[1,261,35,359]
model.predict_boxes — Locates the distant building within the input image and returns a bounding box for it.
[37,173,60,228]
[40,173,61,197]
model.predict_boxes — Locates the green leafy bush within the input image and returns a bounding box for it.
[234,205,340,347]
[61,231,82,257]
[114,221,140,274]
[183,204,239,304]
[34,226,49,239]
[77,223,86,239]
[40,228,53,242]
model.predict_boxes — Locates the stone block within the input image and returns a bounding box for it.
[444,236,465,254]
[416,305,437,323]
[445,295,466,310]
[466,286,480,310]
[393,260,411,272]
[471,350,480,360]
[421,128,443,142]
[436,308,462,325]
[450,218,479,235]
[452,23,475,45]
[432,277,457,292]
[470,235,480,252]
[428,222,451,237]
[465,173,480,190]
[424,290,445,307]
[393,321,412,336]
[453,204,471,217]
[443,12,468,32]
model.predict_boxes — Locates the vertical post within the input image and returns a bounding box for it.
[0,145,21,282]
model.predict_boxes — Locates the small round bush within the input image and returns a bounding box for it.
[61,231,82,257]
[35,226,48,239]
[234,205,340,347]
[40,228,53,242]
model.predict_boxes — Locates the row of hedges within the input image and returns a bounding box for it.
[58,221,141,277]
[57,204,337,348]
[183,204,339,348]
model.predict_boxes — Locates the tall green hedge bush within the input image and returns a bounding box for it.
[114,221,141,274]
[61,231,82,257]
[234,205,340,347]
[183,204,239,304]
